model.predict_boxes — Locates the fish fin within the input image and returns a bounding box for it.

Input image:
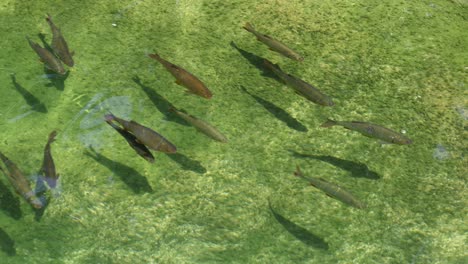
[175,80,182,86]
[379,141,391,146]
[321,119,337,128]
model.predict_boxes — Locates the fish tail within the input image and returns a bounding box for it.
[48,130,57,143]
[148,53,161,61]
[243,22,255,33]
[321,119,337,128]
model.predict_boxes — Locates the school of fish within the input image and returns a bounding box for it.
[0,15,415,252]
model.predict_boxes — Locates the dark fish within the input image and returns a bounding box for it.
[105,114,177,153]
[0,152,43,209]
[26,36,66,75]
[294,166,366,209]
[243,22,304,62]
[321,119,412,145]
[106,120,155,163]
[46,14,74,67]
[40,130,59,188]
[169,107,228,143]
[264,59,334,106]
[148,53,213,99]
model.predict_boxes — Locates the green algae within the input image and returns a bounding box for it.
[0,0,466,263]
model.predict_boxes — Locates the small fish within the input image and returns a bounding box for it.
[26,36,66,75]
[106,120,155,163]
[0,152,43,209]
[169,107,228,143]
[263,59,334,106]
[243,22,304,62]
[148,53,212,99]
[40,130,59,188]
[46,14,74,67]
[321,119,412,145]
[294,166,366,209]
[105,114,177,153]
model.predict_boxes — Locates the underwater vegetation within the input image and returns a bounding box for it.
[0,1,465,262]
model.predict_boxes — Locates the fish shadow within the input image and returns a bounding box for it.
[0,180,22,220]
[269,202,328,250]
[43,69,69,91]
[85,148,153,194]
[132,76,190,126]
[240,86,307,132]
[0,227,16,256]
[165,153,206,174]
[290,151,381,180]
[230,41,279,80]
[10,74,47,113]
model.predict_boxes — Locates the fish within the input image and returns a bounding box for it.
[40,130,59,188]
[294,166,366,209]
[263,59,334,106]
[169,107,228,143]
[321,119,412,145]
[0,152,43,209]
[106,120,155,163]
[105,114,177,153]
[148,53,212,99]
[243,22,304,62]
[46,14,74,67]
[26,36,66,75]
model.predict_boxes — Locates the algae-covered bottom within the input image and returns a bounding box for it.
[0,0,466,263]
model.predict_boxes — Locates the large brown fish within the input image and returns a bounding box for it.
[0,152,43,209]
[264,59,334,106]
[169,107,228,143]
[40,130,59,188]
[294,166,366,209]
[46,14,74,67]
[105,114,177,153]
[243,22,304,62]
[148,53,212,99]
[27,37,66,75]
[106,120,155,163]
[321,119,412,145]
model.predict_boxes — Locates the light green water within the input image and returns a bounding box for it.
[0,0,466,263]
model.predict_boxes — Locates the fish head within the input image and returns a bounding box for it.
[199,89,213,99]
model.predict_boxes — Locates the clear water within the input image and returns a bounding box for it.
[0,0,466,263]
